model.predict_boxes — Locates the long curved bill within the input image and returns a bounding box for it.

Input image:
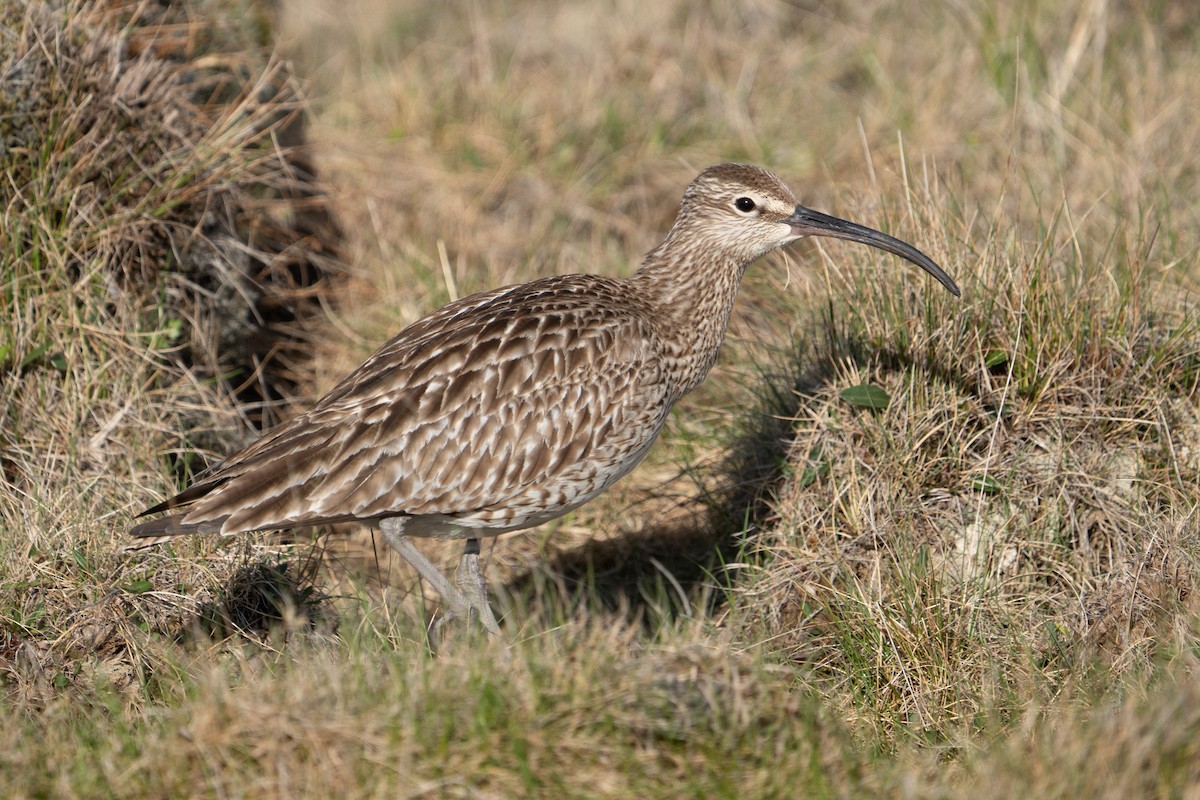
[786,205,961,297]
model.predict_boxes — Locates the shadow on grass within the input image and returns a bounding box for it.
[500,294,980,632]
[181,557,336,643]
[176,307,972,642]
[500,333,857,630]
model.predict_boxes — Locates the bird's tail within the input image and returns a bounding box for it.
[125,514,226,551]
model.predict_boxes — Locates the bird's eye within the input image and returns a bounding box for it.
[734,197,757,213]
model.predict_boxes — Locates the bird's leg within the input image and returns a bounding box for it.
[455,538,502,636]
[379,517,469,631]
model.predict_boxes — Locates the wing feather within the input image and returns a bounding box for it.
[130,275,671,540]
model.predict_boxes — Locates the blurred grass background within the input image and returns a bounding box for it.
[2,0,1200,796]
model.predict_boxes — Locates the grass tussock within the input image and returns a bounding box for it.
[3,0,1200,796]
[0,0,339,710]
[740,212,1200,738]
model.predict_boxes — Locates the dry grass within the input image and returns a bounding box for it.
[734,193,1200,734]
[3,0,1200,796]
[0,0,338,707]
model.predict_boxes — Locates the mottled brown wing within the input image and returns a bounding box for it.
[132,275,669,538]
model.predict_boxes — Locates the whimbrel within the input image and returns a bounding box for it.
[129,163,960,637]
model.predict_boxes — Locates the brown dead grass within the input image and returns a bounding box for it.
[0,0,342,706]
[284,0,1200,738]
[4,0,1200,796]
[750,271,1199,735]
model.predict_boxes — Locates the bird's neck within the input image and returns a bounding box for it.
[629,232,748,399]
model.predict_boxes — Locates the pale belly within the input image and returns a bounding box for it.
[400,421,664,540]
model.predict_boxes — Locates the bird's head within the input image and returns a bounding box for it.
[676,163,960,297]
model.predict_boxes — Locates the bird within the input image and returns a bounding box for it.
[129,163,960,638]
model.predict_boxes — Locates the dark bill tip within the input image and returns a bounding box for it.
[786,205,961,298]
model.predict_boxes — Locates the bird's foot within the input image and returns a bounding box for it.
[428,540,502,651]
[454,541,502,637]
